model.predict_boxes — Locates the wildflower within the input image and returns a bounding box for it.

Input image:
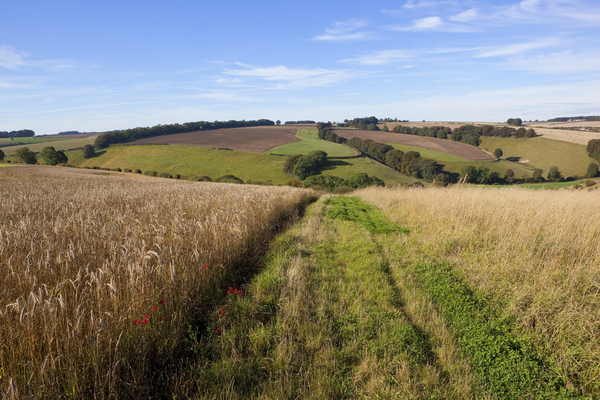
[159,300,165,304]
[201,342,206,346]
[220,309,225,315]
[134,319,140,324]
[257,262,260,265]
[222,260,225,263]
[163,317,168,320]
[144,315,149,319]
[215,328,220,334]
[223,270,226,274]
[221,302,226,305]
[153,307,159,311]
[142,319,148,324]
[212,260,216,263]
[204,264,208,269]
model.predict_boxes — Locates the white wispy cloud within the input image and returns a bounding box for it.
[340,50,416,65]
[222,63,362,88]
[0,45,75,70]
[313,19,373,41]
[402,0,457,9]
[509,50,600,74]
[448,8,478,22]
[475,37,561,58]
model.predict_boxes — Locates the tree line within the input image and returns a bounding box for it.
[0,129,35,138]
[93,119,275,149]
[10,146,68,165]
[284,120,316,124]
[548,116,600,122]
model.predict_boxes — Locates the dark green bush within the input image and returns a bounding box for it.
[174,174,181,179]
[216,174,243,184]
[134,169,141,174]
[124,169,132,173]
[194,175,212,182]
[144,171,157,177]
[158,172,172,178]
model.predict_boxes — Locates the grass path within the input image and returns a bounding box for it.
[181,196,581,399]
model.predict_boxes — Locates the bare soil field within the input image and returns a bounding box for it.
[128,124,316,153]
[375,121,470,130]
[334,129,496,161]
[51,133,98,139]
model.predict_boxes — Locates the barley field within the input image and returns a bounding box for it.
[357,185,600,396]
[0,166,314,398]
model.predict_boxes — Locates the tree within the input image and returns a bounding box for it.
[506,118,522,126]
[525,128,537,138]
[494,148,503,159]
[284,154,303,174]
[547,166,563,182]
[0,148,4,161]
[276,120,281,126]
[82,144,96,159]
[56,150,68,164]
[587,163,599,178]
[382,125,389,132]
[40,146,59,165]
[433,173,450,187]
[504,169,515,184]
[14,147,37,164]
[532,168,543,182]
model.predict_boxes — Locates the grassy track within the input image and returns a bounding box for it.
[388,143,532,178]
[65,145,412,186]
[268,129,357,157]
[3,135,97,156]
[479,136,594,177]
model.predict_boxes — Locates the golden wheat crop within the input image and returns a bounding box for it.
[357,185,600,395]
[0,166,313,398]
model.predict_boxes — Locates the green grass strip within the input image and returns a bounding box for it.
[414,262,580,399]
[324,196,409,234]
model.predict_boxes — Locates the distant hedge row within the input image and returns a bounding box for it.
[94,119,275,149]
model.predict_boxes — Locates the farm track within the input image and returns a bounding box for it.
[334,129,496,161]
[127,124,316,153]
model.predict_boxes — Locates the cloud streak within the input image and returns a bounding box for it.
[313,19,373,41]
[340,50,416,65]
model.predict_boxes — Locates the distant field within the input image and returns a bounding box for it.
[127,124,316,153]
[335,129,495,161]
[375,121,470,130]
[479,136,594,177]
[319,155,417,185]
[0,136,72,146]
[387,143,532,177]
[525,127,600,146]
[3,135,98,156]
[268,129,357,157]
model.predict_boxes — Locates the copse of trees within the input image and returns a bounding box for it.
[93,119,275,149]
[0,129,35,138]
[587,139,600,161]
[14,147,37,164]
[344,116,380,131]
[284,150,329,180]
[392,125,452,140]
[317,122,347,144]
[506,118,523,126]
[586,163,598,178]
[40,146,68,165]
[347,137,441,181]
[82,144,96,159]
[284,120,316,124]
[547,166,564,182]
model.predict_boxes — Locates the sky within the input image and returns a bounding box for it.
[1,0,599,134]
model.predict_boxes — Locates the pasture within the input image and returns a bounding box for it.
[2,135,98,156]
[127,124,316,153]
[0,136,72,146]
[479,136,594,177]
[334,129,495,161]
[0,166,314,398]
[268,129,357,157]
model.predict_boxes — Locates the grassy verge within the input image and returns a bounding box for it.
[268,129,357,157]
[479,136,594,177]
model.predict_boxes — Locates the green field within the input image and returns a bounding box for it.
[268,129,357,157]
[479,136,594,177]
[3,135,98,156]
[65,144,411,186]
[0,136,72,146]
[388,143,533,178]
[0,164,17,167]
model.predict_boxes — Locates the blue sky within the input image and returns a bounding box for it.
[1,0,599,134]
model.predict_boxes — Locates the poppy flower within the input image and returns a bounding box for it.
[220,309,225,315]
[204,264,208,269]
[134,319,140,324]
[159,300,165,304]
[215,328,220,334]
[142,319,148,324]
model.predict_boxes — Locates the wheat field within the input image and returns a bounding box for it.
[357,185,600,395]
[0,166,313,398]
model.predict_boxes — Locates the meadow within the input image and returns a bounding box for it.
[268,129,357,157]
[0,137,72,145]
[479,136,594,177]
[3,135,98,156]
[0,166,314,398]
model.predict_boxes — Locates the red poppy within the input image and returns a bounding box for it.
[204,264,208,269]
[142,319,148,324]
[153,307,159,311]
[134,319,140,324]
[144,315,149,319]
[220,309,225,315]
[222,260,225,263]
[159,300,165,304]
[215,328,220,334]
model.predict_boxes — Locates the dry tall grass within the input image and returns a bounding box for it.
[0,167,313,398]
[357,185,600,396]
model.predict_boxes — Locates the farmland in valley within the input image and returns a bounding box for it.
[268,129,357,157]
[334,129,496,161]
[127,124,316,153]
[2,135,98,156]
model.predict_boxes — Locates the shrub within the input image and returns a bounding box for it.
[158,172,172,178]
[587,163,599,178]
[283,154,303,175]
[547,166,563,182]
[0,148,5,161]
[124,169,132,173]
[433,173,450,187]
[586,139,600,160]
[532,168,543,182]
[494,148,503,158]
[216,174,243,184]
[82,144,96,159]
[174,174,181,179]
[116,168,122,172]
[194,175,212,182]
[289,179,303,187]
[504,169,515,184]
[40,146,59,165]
[348,173,384,189]
[584,180,596,187]
[134,169,141,174]
[14,147,37,164]
[144,171,157,177]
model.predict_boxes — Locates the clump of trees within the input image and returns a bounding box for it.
[347,137,441,181]
[547,166,564,182]
[506,118,523,126]
[0,148,4,161]
[302,173,384,191]
[344,117,380,131]
[392,125,452,140]
[0,129,35,138]
[460,165,502,184]
[587,163,599,178]
[40,146,68,165]
[284,120,316,124]
[284,150,329,180]
[587,139,600,161]
[94,119,275,149]
[548,116,600,122]
[14,147,37,164]
[317,122,347,144]
[82,144,96,159]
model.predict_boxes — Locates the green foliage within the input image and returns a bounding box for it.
[587,139,600,161]
[460,165,501,184]
[144,170,157,177]
[433,173,450,187]
[414,262,573,399]
[324,196,408,234]
[290,150,328,180]
[504,169,515,184]
[174,174,181,179]
[82,144,96,159]
[587,163,599,178]
[0,148,4,161]
[216,174,243,184]
[56,150,68,164]
[134,169,141,174]
[547,166,564,182]
[40,146,59,165]
[348,172,384,188]
[269,129,354,157]
[14,147,37,164]
[303,175,348,191]
[494,148,503,158]
[194,175,212,182]
[158,172,172,178]
[506,118,523,126]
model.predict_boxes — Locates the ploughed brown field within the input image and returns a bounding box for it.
[52,133,98,139]
[127,124,316,153]
[334,129,496,161]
